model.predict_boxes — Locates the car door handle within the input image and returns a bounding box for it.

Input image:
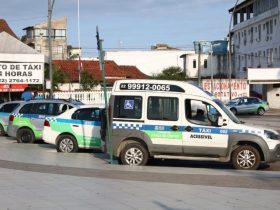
[185,126,193,132]
[72,124,79,127]
[170,125,179,131]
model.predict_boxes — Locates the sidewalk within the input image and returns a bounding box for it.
[0,136,280,210]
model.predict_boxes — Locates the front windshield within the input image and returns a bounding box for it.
[214,99,241,124]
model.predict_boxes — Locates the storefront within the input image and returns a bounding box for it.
[0,32,45,101]
[248,68,280,109]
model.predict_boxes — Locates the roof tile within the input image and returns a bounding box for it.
[52,60,148,85]
[0,19,18,38]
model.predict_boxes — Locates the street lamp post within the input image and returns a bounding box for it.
[48,0,55,99]
[210,43,214,94]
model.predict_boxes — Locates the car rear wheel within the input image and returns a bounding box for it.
[231,145,261,170]
[257,107,265,115]
[230,108,237,115]
[17,128,35,143]
[0,124,5,136]
[120,143,148,166]
[57,135,78,153]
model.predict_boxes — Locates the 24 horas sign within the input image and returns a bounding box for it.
[0,62,43,84]
[202,79,249,102]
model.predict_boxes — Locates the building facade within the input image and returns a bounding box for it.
[229,0,280,108]
[21,17,67,60]
[230,0,280,77]
[105,49,227,79]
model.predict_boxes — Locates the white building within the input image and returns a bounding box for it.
[105,49,226,79]
[105,50,190,76]
[229,0,280,108]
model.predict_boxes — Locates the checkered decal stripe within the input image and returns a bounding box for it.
[230,128,262,135]
[113,123,143,130]
[46,117,57,122]
[11,113,23,118]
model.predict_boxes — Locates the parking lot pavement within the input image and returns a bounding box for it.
[266,109,280,116]
[0,136,280,210]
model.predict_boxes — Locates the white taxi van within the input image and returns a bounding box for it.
[104,79,280,170]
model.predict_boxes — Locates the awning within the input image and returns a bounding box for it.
[0,84,28,92]
[247,68,280,84]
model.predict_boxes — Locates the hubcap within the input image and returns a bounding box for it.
[21,131,32,143]
[237,150,256,169]
[125,148,143,165]
[60,138,74,152]
[259,109,264,115]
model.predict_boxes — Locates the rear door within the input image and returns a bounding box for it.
[70,108,102,148]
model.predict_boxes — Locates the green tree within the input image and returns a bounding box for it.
[80,70,98,90]
[52,66,70,90]
[152,66,186,81]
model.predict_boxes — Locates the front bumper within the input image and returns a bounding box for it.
[269,144,280,162]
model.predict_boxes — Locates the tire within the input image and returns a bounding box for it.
[120,143,148,166]
[17,128,35,143]
[230,108,237,115]
[0,124,5,136]
[56,135,78,153]
[231,145,261,170]
[257,107,265,116]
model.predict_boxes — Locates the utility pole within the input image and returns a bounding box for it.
[210,43,214,94]
[96,26,113,164]
[198,43,202,87]
[48,0,55,98]
[77,0,81,89]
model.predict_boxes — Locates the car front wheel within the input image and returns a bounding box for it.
[257,107,265,115]
[231,145,261,170]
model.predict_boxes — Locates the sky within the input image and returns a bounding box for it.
[1,0,235,57]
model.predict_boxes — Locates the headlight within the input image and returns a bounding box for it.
[264,130,279,140]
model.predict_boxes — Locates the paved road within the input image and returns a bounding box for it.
[0,112,279,209]
[239,114,280,133]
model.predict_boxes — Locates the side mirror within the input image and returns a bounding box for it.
[218,116,226,127]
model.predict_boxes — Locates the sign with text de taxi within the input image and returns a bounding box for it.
[0,62,44,84]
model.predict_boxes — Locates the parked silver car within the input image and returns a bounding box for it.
[226,97,269,115]
[7,99,83,143]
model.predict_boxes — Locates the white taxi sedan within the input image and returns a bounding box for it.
[42,104,104,153]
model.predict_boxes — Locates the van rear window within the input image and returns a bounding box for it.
[147,97,178,121]
[113,96,142,119]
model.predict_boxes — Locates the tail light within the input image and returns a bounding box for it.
[44,120,50,127]
[9,115,14,122]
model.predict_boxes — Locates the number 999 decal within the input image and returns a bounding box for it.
[119,83,185,93]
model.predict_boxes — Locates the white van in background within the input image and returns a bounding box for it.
[104,79,280,170]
